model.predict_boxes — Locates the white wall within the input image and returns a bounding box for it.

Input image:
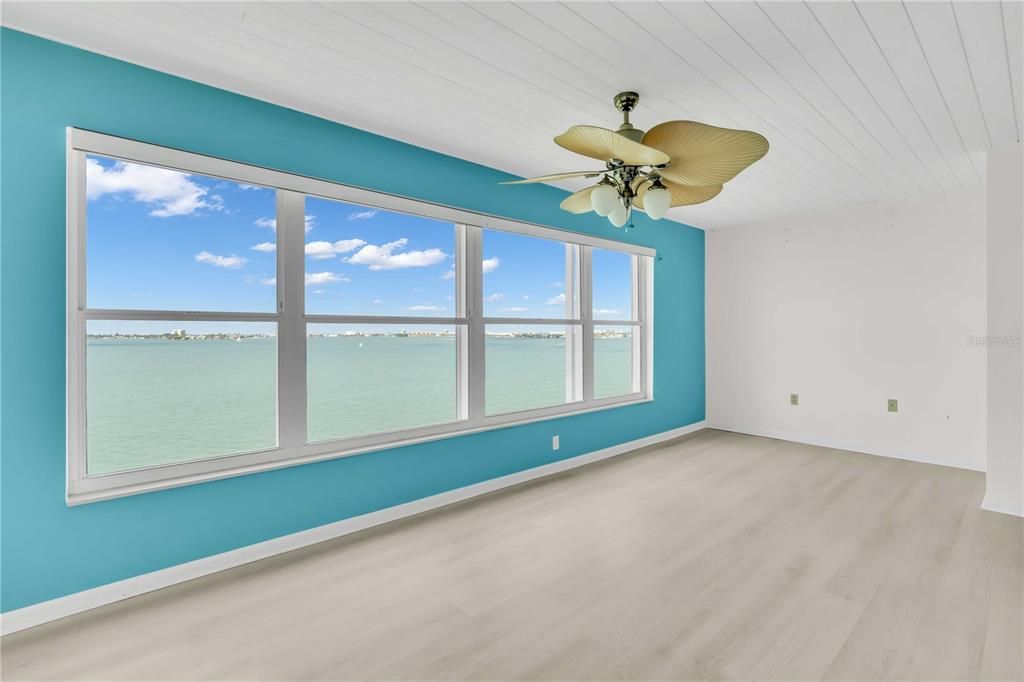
[707,186,988,471]
[983,143,1023,516]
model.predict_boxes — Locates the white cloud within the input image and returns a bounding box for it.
[237,183,267,191]
[254,215,316,233]
[441,268,456,280]
[551,281,564,288]
[347,238,447,271]
[348,209,378,220]
[304,242,335,259]
[312,289,326,295]
[500,306,528,313]
[522,295,530,300]
[546,293,566,305]
[305,272,350,286]
[594,308,623,316]
[195,251,246,269]
[87,158,222,217]
[371,299,383,304]
[251,242,276,252]
[304,238,366,260]
[407,305,444,312]
[485,293,505,302]
[260,277,276,286]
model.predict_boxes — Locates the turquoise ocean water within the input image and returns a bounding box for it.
[86,336,633,475]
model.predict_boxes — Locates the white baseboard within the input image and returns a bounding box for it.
[981,493,1024,518]
[1,421,706,636]
[710,424,985,473]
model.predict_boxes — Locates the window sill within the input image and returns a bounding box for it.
[66,396,654,506]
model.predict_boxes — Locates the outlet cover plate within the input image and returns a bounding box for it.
[888,399,898,413]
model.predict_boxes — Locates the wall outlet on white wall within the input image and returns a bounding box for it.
[790,393,799,406]
[888,399,898,413]
[552,435,559,451]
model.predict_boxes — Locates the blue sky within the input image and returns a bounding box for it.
[86,155,632,333]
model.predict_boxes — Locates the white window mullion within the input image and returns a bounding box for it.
[630,254,640,321]
[564,244,580,402]
[642,256,654,398]
[455,224,469,421]
[82,309,280,322]
[466,226,486,423]
[564,243,579,319]
[277,190,307,452]
[632,257,645,395]
[581,246,595,403]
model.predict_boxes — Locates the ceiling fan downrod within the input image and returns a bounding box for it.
[613,91,644,143]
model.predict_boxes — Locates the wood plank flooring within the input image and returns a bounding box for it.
[2,429,1021,680]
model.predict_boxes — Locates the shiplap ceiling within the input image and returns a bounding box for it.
[4,1,1021,229]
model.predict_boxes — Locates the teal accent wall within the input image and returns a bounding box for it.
[0,28,705,613]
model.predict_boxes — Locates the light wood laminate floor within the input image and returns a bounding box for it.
[3,429,1022,681]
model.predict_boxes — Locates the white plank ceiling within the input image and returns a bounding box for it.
[4,1,1021,229]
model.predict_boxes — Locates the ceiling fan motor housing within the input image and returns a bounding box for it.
[613,91,640,114]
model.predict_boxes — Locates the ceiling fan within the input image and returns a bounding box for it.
[502,92,769,227]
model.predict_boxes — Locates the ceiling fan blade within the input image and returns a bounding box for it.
[559,186,596,214]
[555,126,670,167]
[500,170,604,185]
[634,180,722,209]
[642,121,768,186]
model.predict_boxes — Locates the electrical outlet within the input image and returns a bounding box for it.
[888,399,898,413]
[552,435,560,451]
[790,393,799,406]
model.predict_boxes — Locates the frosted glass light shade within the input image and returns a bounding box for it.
[644,186,671,220]
[591,183,619,217]
[608,203,628,228]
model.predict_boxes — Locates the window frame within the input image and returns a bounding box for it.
[591,248,645,398]
[66,128,655,505]
[480,230,582,417]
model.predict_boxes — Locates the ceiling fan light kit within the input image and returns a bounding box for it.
[642,178,672,220]
[591,179,619,217]
[503,92,769,229]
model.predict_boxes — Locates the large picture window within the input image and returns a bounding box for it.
[67,130,654,503]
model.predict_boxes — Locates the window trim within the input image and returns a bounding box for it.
[66,128,656,505]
